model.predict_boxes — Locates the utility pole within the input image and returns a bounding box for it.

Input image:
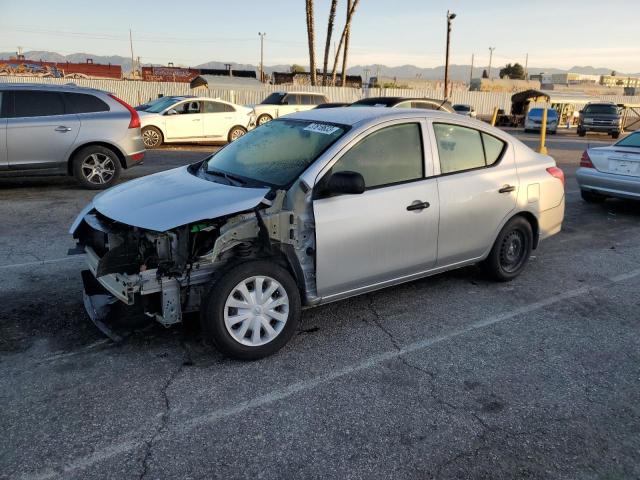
[363,67,370,87]
[258,32,266,83]
[469,53,474,85]
[129,29,136,79]
[488,47,495,80]
[524,53,529,80]
[444,10,456,99]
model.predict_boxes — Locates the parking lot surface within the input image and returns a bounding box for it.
[1,136,639,479]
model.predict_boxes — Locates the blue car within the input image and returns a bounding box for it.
[524,108,558,134]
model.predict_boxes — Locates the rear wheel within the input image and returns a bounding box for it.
[227,125,247,143]
[201,260,301,360]
[581,190,606,203]
[257,114,272,126]
[72,145,121,190]
[577,128,586,137]
[611,131,620,139]
[481,216,533,282]
[142,126,163,148]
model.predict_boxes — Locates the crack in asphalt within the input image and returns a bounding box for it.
[138,338,193,480]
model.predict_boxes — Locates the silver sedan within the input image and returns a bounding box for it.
[576,131,640,202]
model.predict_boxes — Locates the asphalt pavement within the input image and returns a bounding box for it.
[1,134,639,480]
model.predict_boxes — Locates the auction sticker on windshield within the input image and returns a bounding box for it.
[304,123,340,135]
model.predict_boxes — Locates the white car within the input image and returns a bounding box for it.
[452,104,477,118]
[139,97,254,148]
[251,91,329,126]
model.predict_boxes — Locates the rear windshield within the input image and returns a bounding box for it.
[615,132,640,148]
[453,105,470,111]
[584,104,618,115]
[261,93,286,105]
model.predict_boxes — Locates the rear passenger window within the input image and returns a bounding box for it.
[332,123,423,188]
[13,91,65,117]
[203,102,226,113]
[64,93,109,113]
[482,133,506,166]
[224,103,235,112]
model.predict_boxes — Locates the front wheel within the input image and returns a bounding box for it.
[227,125,247,143]
[611,131,620,139]
[72,145,121,190]
[481,216,533,282]
[201,260,301,360]
[577,128,586,137]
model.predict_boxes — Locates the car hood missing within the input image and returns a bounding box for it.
[91,166,270,231]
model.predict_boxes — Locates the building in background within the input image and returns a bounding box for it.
[0,54,121,79]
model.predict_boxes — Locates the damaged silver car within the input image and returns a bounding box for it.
[71,108,565,359]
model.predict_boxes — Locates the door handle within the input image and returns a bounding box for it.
[406,200,430,211]
[499,185,516,193]
[55,126,71,132]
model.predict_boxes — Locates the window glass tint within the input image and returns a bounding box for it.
[412,101,437,110]
[584,104,618,115]
[434,124,485,174]
[482,133,506,166]
[260,92,286,105]
[203,101,226,113]
[615,132,640,148]
[284,94,300,105]
[64,92,109,113]
[333,123,423,188]
[13,91,65,117]
[175,101,201,114]
[224,103,235,112]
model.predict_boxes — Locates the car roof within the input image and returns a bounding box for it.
[284,106,468,127]
[352,96,446,107]
[0,82,106,94]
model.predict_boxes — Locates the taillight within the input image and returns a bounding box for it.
[580,150,594,168]
[546,166,565,186]
[108,94,140,129]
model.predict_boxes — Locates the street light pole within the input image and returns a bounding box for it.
[444,10,456,99]
[258,32,266,83]
[488,46,495,79]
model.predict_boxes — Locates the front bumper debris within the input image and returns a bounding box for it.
[81,270,123,342]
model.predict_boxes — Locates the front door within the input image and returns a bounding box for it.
[164,100,204,140]
[313,121,439,298]
[431,122,518,266]
[6,90,80,170]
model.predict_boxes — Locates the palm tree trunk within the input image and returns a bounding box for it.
[322,0,338,86]
[331,0,359,86]
[305,0,317,86]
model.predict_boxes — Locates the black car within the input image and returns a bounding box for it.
[350,96,455,113]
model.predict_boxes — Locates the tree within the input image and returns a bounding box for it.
[611,70,617,76]
[331,0,360,86]
[322,0,338,86]
[305,0,317,85]
[290,64,305,73]
[499,63,525,80]
[482,69,489,79]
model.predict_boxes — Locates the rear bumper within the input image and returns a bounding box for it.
[538,196,565,241]
[124,150,145,168]
[576,167,640,200]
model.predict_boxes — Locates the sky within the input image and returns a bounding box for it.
[0,0,638,73]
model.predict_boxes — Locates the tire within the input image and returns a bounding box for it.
[581,190,606,203]
[577,128,586,137]
[611,132,620,139]
[142,126,163,148]
[227,125,247,143]
[72,145,121,190]
[257,114,272,126]
[481,216,533,282]
[201,260,301,360]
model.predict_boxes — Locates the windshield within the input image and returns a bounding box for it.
[453,105,470,112]
[615,132,640,148]
[145,97,183,113]
[584,104,618,115]
[203,119,348,187]
[529,108,558,117]
[260,93,286,105]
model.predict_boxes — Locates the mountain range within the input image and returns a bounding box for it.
[2,50,638,81]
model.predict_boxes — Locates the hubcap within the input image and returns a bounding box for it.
[258,116,270,125]
[224,276,289,347]
[142,129,160,147]
[81,153,116,185]
[230,128,245,141]
[500,230,525,273]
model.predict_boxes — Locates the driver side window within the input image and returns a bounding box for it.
[331,123,424,189]
[175,101,201,114]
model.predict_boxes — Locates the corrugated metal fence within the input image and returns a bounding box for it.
[1,76,639,119]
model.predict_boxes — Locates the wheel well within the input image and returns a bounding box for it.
[67,142,127,174]
[514,211,540,249]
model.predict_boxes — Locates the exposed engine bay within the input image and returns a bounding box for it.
[71,188,317,340]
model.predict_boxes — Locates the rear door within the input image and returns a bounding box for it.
[431,122,517,266]
[202,100,234,139]
[6,90,80,170]
[313,120,440,298]
[163,100,204,140]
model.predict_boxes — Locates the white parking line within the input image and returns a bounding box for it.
[0,256,82,270]
[18,267,640,480]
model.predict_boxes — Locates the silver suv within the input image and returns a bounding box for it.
[71,108,565,359]
[0,83,145,189]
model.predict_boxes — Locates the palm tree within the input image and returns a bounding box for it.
[305,0,317,86]
[322,0,338,86]
[331,0,359,86]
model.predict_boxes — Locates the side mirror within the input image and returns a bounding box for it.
[323,171,365,196]
[166,109,178,116]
